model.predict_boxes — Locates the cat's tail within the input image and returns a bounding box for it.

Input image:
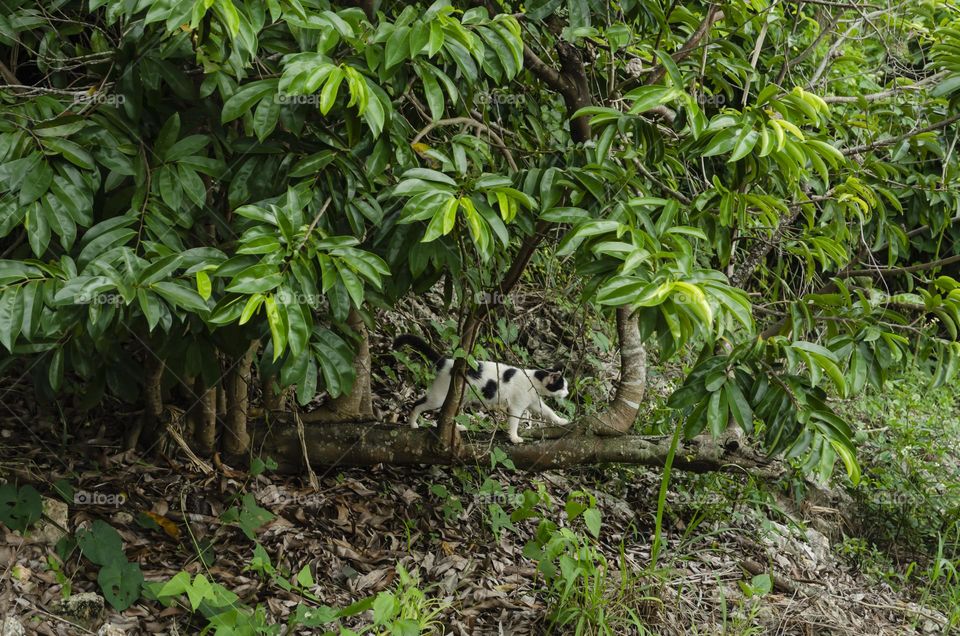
[393,334,443,365]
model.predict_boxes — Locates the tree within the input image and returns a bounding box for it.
[1,0,959,481]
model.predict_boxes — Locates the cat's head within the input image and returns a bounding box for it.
[534,368,569,398]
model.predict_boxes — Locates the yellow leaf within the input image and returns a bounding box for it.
[143,511,181,540]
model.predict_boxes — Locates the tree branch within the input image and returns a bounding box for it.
[412,117,518,172]
[250,421,786,479]
[822,71,948,103]
[644,6,724,86]
[841,253,960,278]
[843,112,960,156]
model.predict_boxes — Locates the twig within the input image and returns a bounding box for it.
[823,71,948,103]
[294,409,318,489]
[645,6,724,86]
[843,112,960,156]
[412,116,518,172]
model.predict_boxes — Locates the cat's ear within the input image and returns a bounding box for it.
[547,372,563,385]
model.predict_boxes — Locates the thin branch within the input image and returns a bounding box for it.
[841,254,960,278]
[822,71,948,103]
[412,116,518,172]
[0,60,20,87]
[843,112,960,156]
[645,6,724,86]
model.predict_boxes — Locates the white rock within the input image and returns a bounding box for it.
[0,617,25,636]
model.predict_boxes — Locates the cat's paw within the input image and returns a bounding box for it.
[409,421,419,429]
[509,433,523,444]
[555,417,570,426]
[456,423,467,432]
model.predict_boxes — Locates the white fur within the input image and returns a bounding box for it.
[407,359,569,444]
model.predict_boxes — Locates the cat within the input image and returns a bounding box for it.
[394,334,570,444]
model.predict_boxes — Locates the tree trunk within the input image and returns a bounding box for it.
[129,353,165,452]
[434,312,482,456]
[192,376,217,457]
[324,308,374,418]
[222,341,257,457]
[584,307,647,435]
[262,373,284,412]
[246,420,783,479]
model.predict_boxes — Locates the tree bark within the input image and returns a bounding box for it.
[129,353,165,452]
[222,341,257,457]
[192,376,217,457]
[262,373,284,412]
[246,420,783,479]
[303,307,375,423]
[583,307,647,435]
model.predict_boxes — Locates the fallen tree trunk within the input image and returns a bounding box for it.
[247,420,784,479]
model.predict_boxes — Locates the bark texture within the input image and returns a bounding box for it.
[583,307,647,435]
[222,341,257,457]
[323,308,375,419]
[247,421,783,479]
[192,376,217,457]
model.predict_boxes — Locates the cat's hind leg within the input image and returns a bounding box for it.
[407,392,446,428]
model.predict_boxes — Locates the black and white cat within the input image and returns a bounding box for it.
[394,334,570,444]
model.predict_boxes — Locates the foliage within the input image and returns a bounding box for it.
[834,370,960,628]
[0,481,43,533]
[54,519,147,611]
[511,486,653,635]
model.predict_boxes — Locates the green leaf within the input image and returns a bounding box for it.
[724,382,753,433]
[221,80,279,123]
[77,520,125,567]
[42,138,95,170]
[151,282,210,313]
[226,264,283,293]
[0,483,43,533]
[582,508,601,538]
[196,271,212,300]
[319,67,344,115]
[422,196,459,242]
[98,561,144,611]
[178,165,207,207]
[728,127,760,162]
[19,159,53,206]
[385,25,411,69]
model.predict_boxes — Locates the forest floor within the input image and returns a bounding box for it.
[1,294,959,634]
[1,372,958,635]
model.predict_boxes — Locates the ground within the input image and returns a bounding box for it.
[0,402,954,634]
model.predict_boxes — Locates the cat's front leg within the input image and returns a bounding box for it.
[506,409,524,444]
[530,399,570,426]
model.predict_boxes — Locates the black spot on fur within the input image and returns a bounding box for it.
[546,375,565,392]
[481,379,497,400]
[467,362,484,380]
[412,396,426,407]
[534,369,548,381]
[503,368,517,382]
[435,358,449,371]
